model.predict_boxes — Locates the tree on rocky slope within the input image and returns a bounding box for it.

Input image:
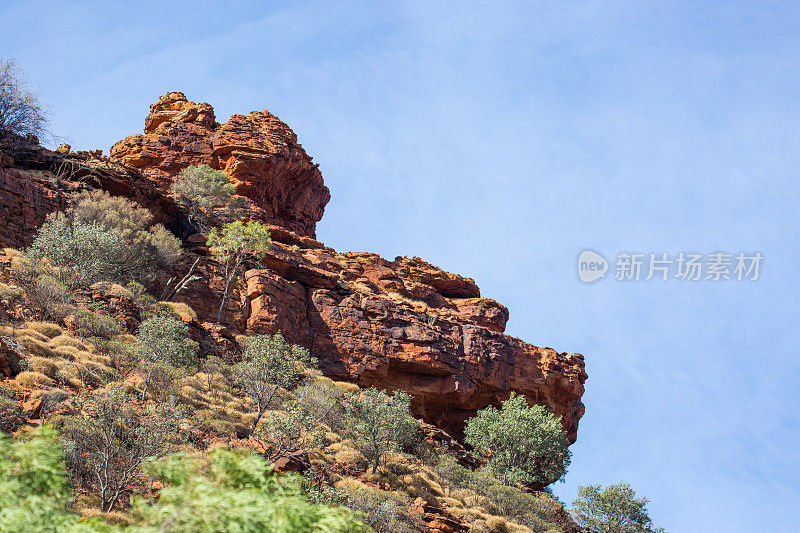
[171,164,250,233]
[232,333,315,433]
[572,483,667,533]
[0,58,48,140]
[134,316,198,401]
[26,191,182,288]
[60,385,186,512]
[344,387,418,474]
[464,392,571,486]
[207,219,271,323]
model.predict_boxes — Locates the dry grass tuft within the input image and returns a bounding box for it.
[2,248,27,272]
[24,321,63,339]
[16,335,58,358]
[113,334,137,344]
[49,335,91,352]
[26,356,60,378]
[160,301,198,322]
[0,282,24,302]
[89,282,133,299]
[402,471,445,498]
[51,345,80,361]
[332,380,360,394]
[325,440,365,468]
[16,371,56,388]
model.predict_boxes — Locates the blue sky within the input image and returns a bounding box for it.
[3,1,800,530]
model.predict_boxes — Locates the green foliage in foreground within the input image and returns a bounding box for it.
[464,393,571,486]
[0,427,109,532]
[128,449,364,532]
[0,429,364,533]
[571,483,667,533]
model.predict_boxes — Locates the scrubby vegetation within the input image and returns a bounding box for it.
[0,158,666,532]
[26,191,181,288]
[464,393,571,486]
[207,219,272,322]
[171,164,250,233]
[572,483,667,533]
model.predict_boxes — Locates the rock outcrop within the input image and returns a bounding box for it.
[232,243,586,441]
[109,92,329,238]
[0,94,587,443]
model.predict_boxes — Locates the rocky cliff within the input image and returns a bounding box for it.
[109,92,329,239]
[0,93,587,442]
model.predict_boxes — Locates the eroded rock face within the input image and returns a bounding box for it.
[230,241,587,442]
[109,92,329,238]
[1,98,587,445]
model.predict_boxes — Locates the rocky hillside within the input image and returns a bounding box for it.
[0,92,587,444]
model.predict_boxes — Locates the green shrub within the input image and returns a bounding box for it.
[0,427,108,531]
[572,483,667,533]
[70,190,181,280]
[73,309,123,339]
[0,396,23,434]
[295,379,349,434]
[129,448,363,532]
[340,482,421,533]
[257,400,324,462]
[61,385,186,512]
[171,164,250,232]
[27,214,127,288]
[464,393,571,486]
[344,388,418,474]
[207,219,271,323]
[134,316,197,400]
[26,275,75,320]
[482,485,563,532]
[26,191,182,288]
[233,333,314,433]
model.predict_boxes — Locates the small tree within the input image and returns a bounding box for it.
[257,400,324,462]
[27,215,126,288]
[232,334,314,433]
[134,316,197,401]
[207,219,271,323]
[27,192,182,288]
[201,354,229,404]
[0,58,48,140]
[464,393,571,486]
[344,388,417,474]
[572,483,667,533]
[61,386,185,512]
[69,190,182,281]
[171,164,250,232]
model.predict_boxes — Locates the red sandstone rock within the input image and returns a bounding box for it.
[241,243,586,442]
[109,92,329,238]
[0,336,25,379]
[1,97,588,446]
